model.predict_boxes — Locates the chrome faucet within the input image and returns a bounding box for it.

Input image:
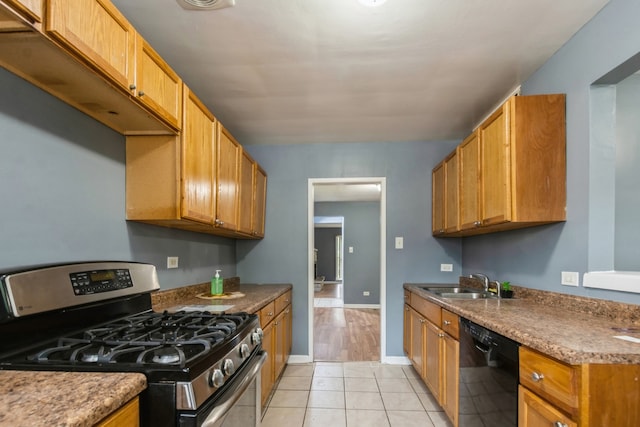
[489,280,502,298]
[470,273,490,292]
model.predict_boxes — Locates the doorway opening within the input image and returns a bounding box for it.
[314,217,344,308]
[307,177,386,362]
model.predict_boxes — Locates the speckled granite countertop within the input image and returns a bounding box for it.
[152,280,293,314]
[404,281,640,365]
[0,370,146,427]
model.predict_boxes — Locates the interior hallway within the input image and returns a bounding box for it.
[313,281,380,362]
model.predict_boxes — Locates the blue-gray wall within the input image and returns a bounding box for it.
[0,68,236,289]
[237,142,462,357]
[316,202,380,305]
[462,0,640,305]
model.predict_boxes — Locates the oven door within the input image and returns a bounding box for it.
[178,350,267,427]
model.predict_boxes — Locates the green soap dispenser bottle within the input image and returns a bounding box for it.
[212,269,223,295]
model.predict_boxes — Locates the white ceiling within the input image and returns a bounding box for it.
[112,0,609,145]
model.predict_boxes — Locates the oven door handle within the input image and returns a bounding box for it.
[201,351,267,427]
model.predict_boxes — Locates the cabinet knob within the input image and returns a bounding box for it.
[443,320,451,325]
[553,422,568,427]
[438,333,445,338]
[268,311,273,317]
[474,221,481,227]
[531,372,544,382]
[138,90,145,97]
[129,84,136,90]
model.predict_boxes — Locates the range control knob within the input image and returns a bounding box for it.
[252,328,263,345]
[240,343,251,359]
[209,369,224,388]
[223,358,235,376]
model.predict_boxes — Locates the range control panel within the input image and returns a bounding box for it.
[70,269,133,295]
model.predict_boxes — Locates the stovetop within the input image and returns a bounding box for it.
[0,310,260,381]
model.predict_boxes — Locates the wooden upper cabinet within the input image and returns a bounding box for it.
[133,34,182,131]
[434,94,566,237]
[46,0,135,91]
[3,0,42,24]
[444,150,459,234]
[479,103,511,226]
[458,131,480,231]
[252,165,267,238]
[216,123,240,232]
[237,148,255,235]
[181,86,216,225]
[432,161,445,235]
[432,149,458,236]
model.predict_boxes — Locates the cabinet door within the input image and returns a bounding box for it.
[260,322,274,408]
[432,162,445,235]
[274,310,286,379]
[519,386,577,427]
[252,165,267,238]
[424,321,441,400]
[442,333,459,427]
[134,34,182,131]
[47,0,135,91]
[409,308,425,376]
[403,303,411,358]
[459,131,481,230]
[216,124,240,231]
[444,150,459,233]
[479,102,512,226]
[4,0,42,22]
[237,149,255,235]
[96,397,139,427]
[181,86,216,224]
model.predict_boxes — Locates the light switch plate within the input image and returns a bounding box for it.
[395,237,403,249]
[348,246,354,253]
[440,263,453,272]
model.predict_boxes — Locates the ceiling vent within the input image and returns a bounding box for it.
[176,0,235,10]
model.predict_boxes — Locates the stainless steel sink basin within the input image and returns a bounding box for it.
[420,286,498,299]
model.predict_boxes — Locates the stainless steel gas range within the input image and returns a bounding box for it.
[0,261,265,427]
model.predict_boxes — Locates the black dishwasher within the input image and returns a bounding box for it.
[458,318,520,427]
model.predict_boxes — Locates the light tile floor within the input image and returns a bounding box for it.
[261,362,453,427]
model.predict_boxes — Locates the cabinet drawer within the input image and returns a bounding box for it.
[411,294,441,325]
[518,386,577,427]
[441,310,459,339]
[520,347,580,413]
[260,301,276,327]
[275,290,291,314]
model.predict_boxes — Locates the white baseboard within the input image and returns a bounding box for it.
[342,304,381,309]
[287,354,313,364]
[382,356,411,365]
[286,355,411,365]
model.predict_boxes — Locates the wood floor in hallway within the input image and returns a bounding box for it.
[313,307,380,362]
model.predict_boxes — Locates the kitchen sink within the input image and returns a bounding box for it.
[420,286,498,299]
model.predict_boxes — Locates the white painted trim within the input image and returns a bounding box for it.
[308,177,387,363]
[287,354,314,364]
[583,271,640,293]
[382,356,411,365]
[343,304,381,309]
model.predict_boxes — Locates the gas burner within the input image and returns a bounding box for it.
[151,347,182,365]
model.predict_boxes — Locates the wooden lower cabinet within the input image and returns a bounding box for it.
[95,396,139,427]
[260,321,274,407]
[259,291,292,408]
[519,346,640,427]
[519,386,576,427]
[404,292,460,426]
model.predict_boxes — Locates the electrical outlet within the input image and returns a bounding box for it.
[363,291,370,296]
[440,263,453,272]
[167,256,179,269]
[561,271,579,286]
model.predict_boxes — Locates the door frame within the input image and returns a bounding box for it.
[307,177,387,362]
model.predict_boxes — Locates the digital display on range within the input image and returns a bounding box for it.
[70,269,133,295]
[90,270,116,282]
